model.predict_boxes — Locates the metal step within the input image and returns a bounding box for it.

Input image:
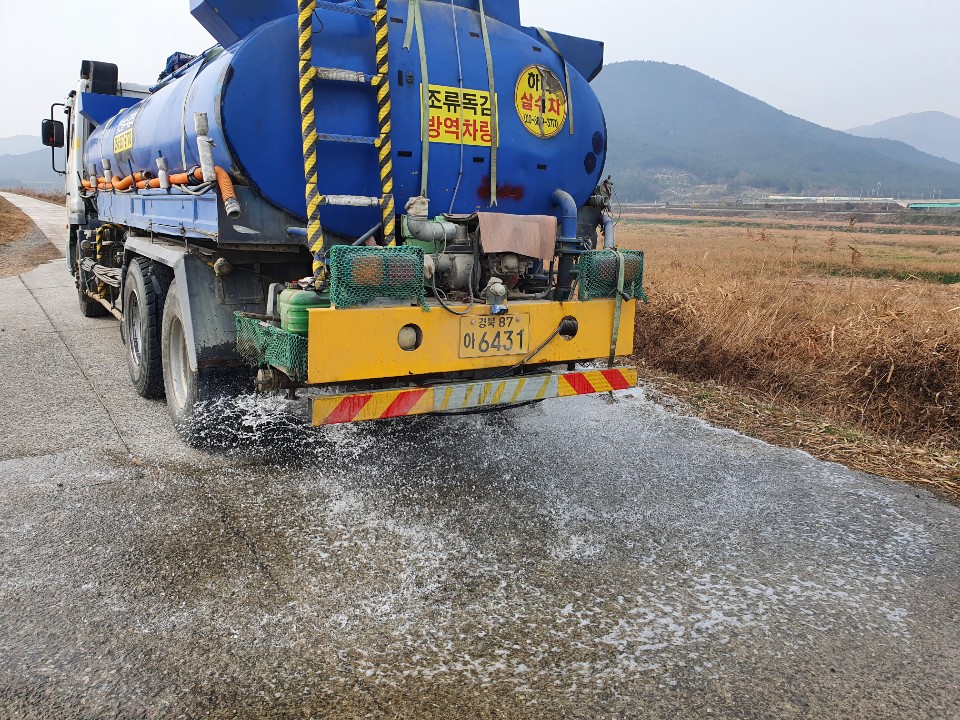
[315,1,375,18]
[309,67,377,84]
[317,132,378,145]
[320,195,382,207]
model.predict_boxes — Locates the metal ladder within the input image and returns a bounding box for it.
[297,0,398,280]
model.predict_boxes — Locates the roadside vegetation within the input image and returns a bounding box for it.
[621,212,960,501]
[0,195,61,278]
[0,195,34,245]
[1,187,66,205]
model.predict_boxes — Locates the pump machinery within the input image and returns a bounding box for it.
[42,0,645,433]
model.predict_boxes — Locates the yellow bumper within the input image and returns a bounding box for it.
[312,367,638,426]
[306,299,635,385]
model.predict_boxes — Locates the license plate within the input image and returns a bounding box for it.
[459,314,530,359]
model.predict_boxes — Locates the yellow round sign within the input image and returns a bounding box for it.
[514,65,567,139]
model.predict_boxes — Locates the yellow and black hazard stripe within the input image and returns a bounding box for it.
[372,0,397,246]
[297,0,326,277]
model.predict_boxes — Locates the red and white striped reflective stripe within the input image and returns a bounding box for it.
[313,388,434,426]
[557,368,637,397]
[312,368,638,426]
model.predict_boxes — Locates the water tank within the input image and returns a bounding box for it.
[83,0,607,238]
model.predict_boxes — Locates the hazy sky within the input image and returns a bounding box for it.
[1,0,957,139]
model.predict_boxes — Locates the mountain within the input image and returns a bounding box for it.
[7,70,960,200]
[0,148,64,189]
[593,61,960,201]
[0,135,41,156]
[848,112,960,165]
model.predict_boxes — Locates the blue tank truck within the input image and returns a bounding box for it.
[41,0,646,433]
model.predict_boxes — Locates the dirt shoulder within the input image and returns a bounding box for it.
[636,367,960,505]
[0,195,63,278]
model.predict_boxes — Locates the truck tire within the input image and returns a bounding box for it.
[161,281,249,442]
[75,235,108,318]
[123,257,171,398]
[161,281,198,432]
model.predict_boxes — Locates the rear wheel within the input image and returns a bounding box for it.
[123,257,171,398]
[161,282,247,441]
[162,282,197,429]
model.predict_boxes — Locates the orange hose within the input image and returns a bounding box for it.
[214,166,236,201]
[97,167,210,192]
[95,172,150,192]
[112,175,134,191]
[168,168,205,185]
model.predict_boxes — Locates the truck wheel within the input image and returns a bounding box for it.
[161,281,249,442]
[75,236,108,318]
[161,281,198,430]
[123,257,171,398]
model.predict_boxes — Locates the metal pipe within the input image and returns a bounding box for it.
[82,290,122,320]
[508,289,551,300]
[194,112,216,184]
[404,196,459,244]
[601,212,615,249]
[352,222,383,246]
[405,215,459,243]
[551,189,578,241]
[551,189,580,301]
[156,156,171,189]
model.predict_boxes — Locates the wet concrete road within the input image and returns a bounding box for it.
[1,194,959,719]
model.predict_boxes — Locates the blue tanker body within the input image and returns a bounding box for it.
[84,0,607,238]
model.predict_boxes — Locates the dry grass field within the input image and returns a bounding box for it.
[618,212,960,500]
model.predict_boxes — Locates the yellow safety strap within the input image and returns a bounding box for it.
[534,27,575,135]
[403,0,430,197]
[477,0,498,206]
[608,251,625,368]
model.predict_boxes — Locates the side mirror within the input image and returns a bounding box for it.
[42,119,65,148]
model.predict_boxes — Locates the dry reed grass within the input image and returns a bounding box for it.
[618,215,960,495]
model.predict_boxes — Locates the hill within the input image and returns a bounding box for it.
[6,70,960,201]
[593,61,960,201]
[0,149,63,190]
[0,135,41,156]
[848,112,960,165]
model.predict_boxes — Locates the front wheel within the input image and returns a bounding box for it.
[124,257,171,398]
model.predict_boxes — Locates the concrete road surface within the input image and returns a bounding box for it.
[1,193,958,719]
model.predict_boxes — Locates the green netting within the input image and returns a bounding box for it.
[235,313,309,382]
[577,249,648,302]
[329,245,427,309]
